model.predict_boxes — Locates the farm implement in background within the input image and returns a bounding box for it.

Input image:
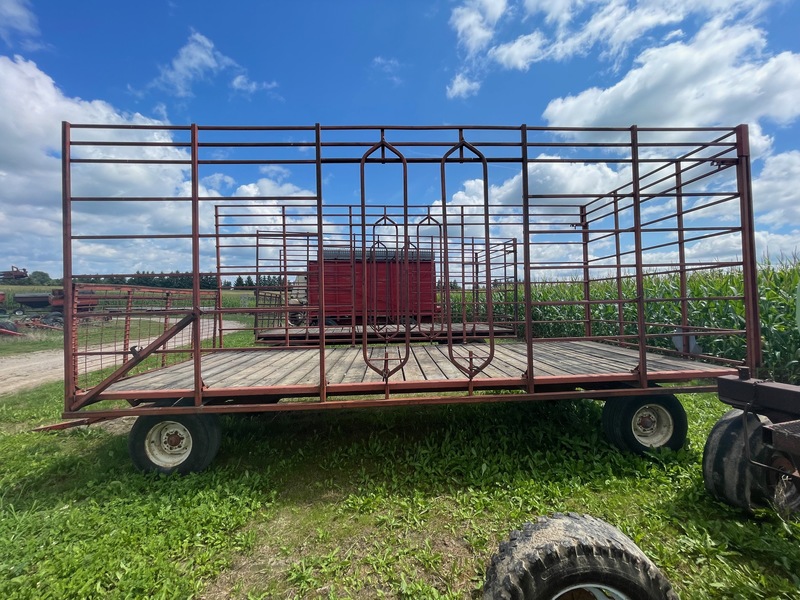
[0,266,28,281]
[702,282,800,516]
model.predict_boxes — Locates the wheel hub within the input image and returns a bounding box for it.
[144,420,193,468]
[164,430,186,452]
[630,404,674,448]
[636,412,656,433]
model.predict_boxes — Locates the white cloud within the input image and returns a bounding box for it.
[0,55,182,272]
[230,74,278,95]
[446,72,481,99]
[152,31,277,99]
[523,0,584,28]
[517,0,768,64]
[450,0,508,55]
[235,177,314,200]
[542,20,800,145]
[372,56,403,86]
[489,31,547,70]
[153,31,235,97]
[458,0,775,96]
[0,0,39,49]
[753,151,800,228]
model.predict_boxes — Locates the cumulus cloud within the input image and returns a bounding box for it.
[541,20,800,156]
[516,0,768,65]
[446,72,481,99]
[753,151,800,228]
[0,54,174,270]
[0,53,310,275]
[451,0,776,96]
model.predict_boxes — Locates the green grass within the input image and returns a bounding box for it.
[0,383,798,599]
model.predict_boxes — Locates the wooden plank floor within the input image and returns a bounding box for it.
[106,341,733,393]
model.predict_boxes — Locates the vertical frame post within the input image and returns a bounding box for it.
[630,126,648,387]
[190,124,203,406]
[580,205,592,338]
[61,121,76,412]
[735,124,762,369]
[520,125,535,392]
[316,124,328,401]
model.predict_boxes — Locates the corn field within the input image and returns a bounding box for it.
[468,261,800,384]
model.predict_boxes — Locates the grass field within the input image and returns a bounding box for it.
[0,383,798,599]
[1,268,799,598]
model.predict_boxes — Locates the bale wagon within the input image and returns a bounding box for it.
[52,122,764,475]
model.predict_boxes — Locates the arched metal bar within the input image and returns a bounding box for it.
[360,135,410,380]
[439,134,495,379]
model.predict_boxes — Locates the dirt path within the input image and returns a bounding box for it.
[0,320,243,397]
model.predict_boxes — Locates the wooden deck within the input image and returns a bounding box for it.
[106,340,734,396]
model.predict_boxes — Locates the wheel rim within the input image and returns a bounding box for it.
[144,421,192,468]
[630,404,674,448]
[554,583,631,599]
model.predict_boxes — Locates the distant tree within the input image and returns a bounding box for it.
[244,275,255,288]
[200,275,218,290]
[233,275,245,289]
[221,280,233,290]
[27,271,53,286]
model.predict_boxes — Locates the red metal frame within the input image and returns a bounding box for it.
[60,123,760,418]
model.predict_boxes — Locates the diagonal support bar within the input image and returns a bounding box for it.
[70,314,196,410]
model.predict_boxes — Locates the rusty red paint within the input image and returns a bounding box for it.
[59,123,760,420]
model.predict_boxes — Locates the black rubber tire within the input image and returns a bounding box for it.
[483,512,679,600]
[618,395,688,453]
[0,320,18,332]
[42,311,63,326]
[702,409,772,512]
[128,414,221,475]
[601,398,629,451]
[13,308,24,316]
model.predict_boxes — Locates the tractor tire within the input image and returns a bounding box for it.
[128,413,221,475]
[42,311,64,326]
[702,409,772,512]
[0,320,18,333]
[483,513,678,600]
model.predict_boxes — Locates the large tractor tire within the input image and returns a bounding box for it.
[484,513,678,600]
[702,409,772,512]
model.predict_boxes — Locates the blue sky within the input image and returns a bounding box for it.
[1,0,799,276]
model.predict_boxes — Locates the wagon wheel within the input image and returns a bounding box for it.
[483,513,678,600]
[128,413,222,475]
[602,394,687,453]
